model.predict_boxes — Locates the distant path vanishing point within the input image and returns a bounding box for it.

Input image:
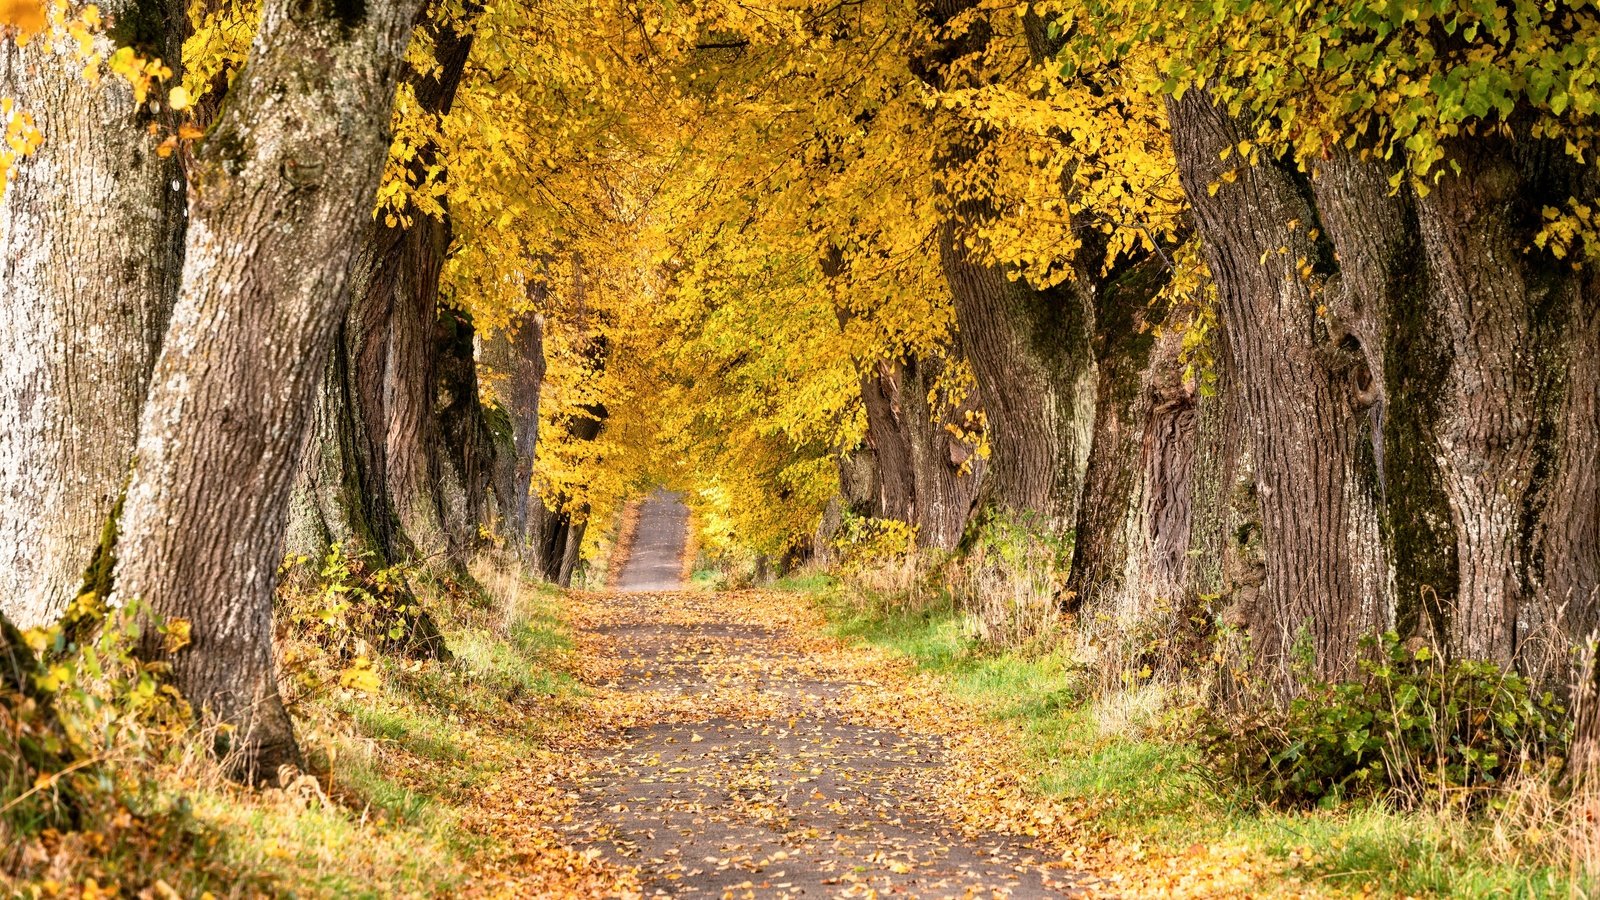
[615,489,690,592]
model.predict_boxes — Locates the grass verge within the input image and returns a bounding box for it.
[804,577,1587,899]
[3,562,585,899]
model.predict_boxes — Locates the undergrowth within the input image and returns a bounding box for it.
[1,551,581,898]
[804,567,1595,899]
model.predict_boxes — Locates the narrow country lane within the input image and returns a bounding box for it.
[553,492,1085,898]
[616,490,692,591]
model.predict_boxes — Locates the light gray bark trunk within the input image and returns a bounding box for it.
[0,13,184,628]
[112,0,423,782]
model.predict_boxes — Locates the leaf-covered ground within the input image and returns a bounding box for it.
[455,583,1321,898]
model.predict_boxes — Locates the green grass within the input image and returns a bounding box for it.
[804,584,1590,898]
[771,571,838,594]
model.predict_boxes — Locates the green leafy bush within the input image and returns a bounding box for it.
[278,543,444,661]
[1201,632,1568,807]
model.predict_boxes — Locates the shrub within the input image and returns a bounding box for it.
[3,605,209,882]
[949,513,1070,650]
[831,514,942,615]
[1200,632,1568,808]
[277,543,450,667]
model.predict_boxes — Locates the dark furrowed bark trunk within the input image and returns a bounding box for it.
[917,0,1097,538]
[858,365,916,526]
[434,306,498,558]
[1541,271,1600,672]
[0,10,185,628]
[1308,153,1459,649]
[285,341,372,568]
[857,351,982,551]
[529,507,571,583]
[482,312,547,558]
[287,1,479,573]
[1066,255,1179,619]
[814,443,880,564]
[1411,143,1600,676]
[384,213,454,560]
[1179,331,1264,700]
[1543,224,1600,777]
[112,0,424,783]
[1169,91,1390,687]
[902,353,984,551]
[938,213,1097,538]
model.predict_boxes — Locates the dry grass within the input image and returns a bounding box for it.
[2,556,606,899]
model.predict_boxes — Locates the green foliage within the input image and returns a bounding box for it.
[1083,0,1600,176]
[279,543,427,661]
[2,605,238,889]
[1201,632,1568,808]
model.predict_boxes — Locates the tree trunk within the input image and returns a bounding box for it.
[528,323,607,586]
[0,11,184,628]
[1066,255,1175,615]
[434,305,498,557]
[112,0,423,782]
[1410,142,1600,676]
[1169,90,1390,687]
[384,211,453,559]
[287,0,478,572]
[937,214,1097,536]
[858,364,916,527]
[482,312,547,557]
[857,350,982,550]
[916,0,1097,537]
[1307,152,1459,650]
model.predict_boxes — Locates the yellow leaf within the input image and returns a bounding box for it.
[338,664,381,693]
[0,0,45,35]
[168,86,193,111]
[162,616,192,653]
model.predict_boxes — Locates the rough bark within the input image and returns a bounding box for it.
[857,351,982,550]
[434,305,499,557]
[1066,255,1178,615]
[286,0,479,574]
[1170,90,1390,686]
[383,214,453,559]
[1307,152,1459,649]
[482,312,547,556]
[112,0,423,782]
[937,225,1097,534]
[917,0,1097,536]
[1541,271,1600,674]
[1411,143,1600,675]
[0,10,184,628]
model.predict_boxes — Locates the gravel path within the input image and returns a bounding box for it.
[615,489,691,592]
[563,580,1084,897]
